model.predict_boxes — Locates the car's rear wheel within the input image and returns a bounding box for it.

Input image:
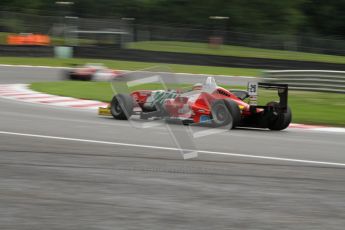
[211,99,241,129]
[111,94,134,120]
[267,101,292,131]
[82,74,92,81]
[224,99,241,128]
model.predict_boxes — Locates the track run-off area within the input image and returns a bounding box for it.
[0,65,344,229]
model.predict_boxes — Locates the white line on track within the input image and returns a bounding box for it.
[1,130,344,167]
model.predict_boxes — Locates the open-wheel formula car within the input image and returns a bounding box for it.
[99,77,291,131]
[64,63,122,81]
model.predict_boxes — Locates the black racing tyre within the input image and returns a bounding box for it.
[63,69,74,80]
[69,74,79,80]
[224,99,241,129]
[267,101,292,131]
[67,72,92,81]
[82,74,92,81]
[110,94,134,120]
[211,99,241,129]
[69,74,75,80]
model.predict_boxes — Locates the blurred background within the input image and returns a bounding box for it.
[0,0,344,53]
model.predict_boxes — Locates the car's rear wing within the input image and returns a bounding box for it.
[258,82,288,111]
[248,82,288,113]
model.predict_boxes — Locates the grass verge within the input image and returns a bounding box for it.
[0,57,261,77]
[30,81,345,127]
[127,41,345,64]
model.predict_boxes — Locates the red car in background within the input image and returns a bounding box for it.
[65,63,122,81]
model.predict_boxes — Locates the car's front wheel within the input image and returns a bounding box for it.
[111,94,134,120]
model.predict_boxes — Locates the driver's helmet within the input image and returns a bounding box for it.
[192,83,203,91]
[203,76,218,93]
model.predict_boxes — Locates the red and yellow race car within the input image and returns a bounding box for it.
[99,77,291,130]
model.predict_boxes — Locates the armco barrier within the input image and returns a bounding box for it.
[263,70,345,93]
[0,45,53,57]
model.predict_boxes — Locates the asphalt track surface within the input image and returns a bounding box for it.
[0,66,345,230]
